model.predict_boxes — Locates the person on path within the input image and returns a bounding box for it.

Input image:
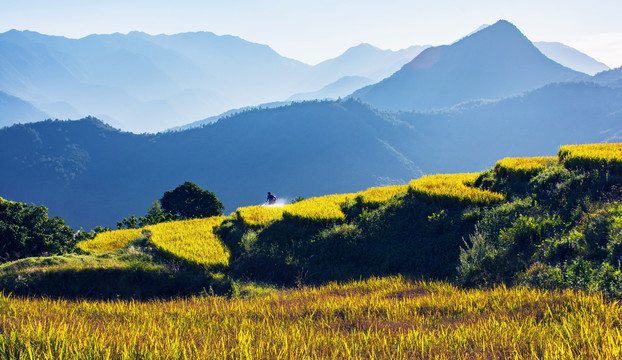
[266,192,277,205]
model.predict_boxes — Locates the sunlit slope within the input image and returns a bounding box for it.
[494,156,558,180]
[147,217,229,269]
[2,276,622,359]
[77,217,229,269]
[236,186,410,227]
[559,143,622,173]
[77,142,620,280]
[77,228,143,253]
[409,173,504,206]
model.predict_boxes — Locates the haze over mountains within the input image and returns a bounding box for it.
[2,19,622,229]
[534,41,610,76]
[0,20,614,132]
[0,30,427,132]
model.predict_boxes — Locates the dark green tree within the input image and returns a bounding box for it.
[139,200,172,226]
[117,215,139,230]
[160,182,224,220]
[0,197,75,262]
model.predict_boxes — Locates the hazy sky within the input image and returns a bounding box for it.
[1,0,621,68]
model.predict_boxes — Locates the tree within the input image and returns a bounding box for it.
[160,182,224,220]
[117,215,139,230]
[139,200,172,226]
[0,197,75,262]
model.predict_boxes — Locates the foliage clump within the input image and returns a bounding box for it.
[458,151,622,298]
[0,197,75,263]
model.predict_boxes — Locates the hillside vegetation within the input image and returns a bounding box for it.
[2,142,622,358]
[0,142,606,298]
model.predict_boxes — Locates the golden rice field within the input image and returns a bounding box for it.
[409,173,504,206]
[356,184,409,205]
[77,217,229,269]
[1,276,621,359]
[236,205,284,227]
[235,185,408,227]
[77,228,143,253]
[494,156,558,180]
[282,193,357,225]
[559,143,622,173]
[146,216,229,269]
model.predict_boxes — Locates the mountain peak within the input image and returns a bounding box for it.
[352,19,584,111]
[464,19,527,44]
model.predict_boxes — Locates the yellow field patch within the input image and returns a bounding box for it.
[283,193,357,224]
[77,228,143,253]
[356,184,409,205]
[494,156,558,180]
[236,205,284,227]
[559,143,622,173]
[146,216,229,269]
[409,173,504,206]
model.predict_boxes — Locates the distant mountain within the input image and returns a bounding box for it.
[534,41,610,75]
[287,76,375,102]
[0,91,48,127]
[396,82,622,174]
[305,43,429,89]
[352,20,587,111]
[592,67,622,88]
[0,100,420,229]
[2,81,622,229]
[0,30,430,132]
[168,101,293,132]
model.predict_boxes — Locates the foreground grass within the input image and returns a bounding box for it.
[1,276,621,359]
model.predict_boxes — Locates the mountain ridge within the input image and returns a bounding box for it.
[352,20,587,111]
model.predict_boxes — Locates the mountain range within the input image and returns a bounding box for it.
[0,31,427,132]
[2,20,622,229]
[0,21,614,133]
[2,80,621,229]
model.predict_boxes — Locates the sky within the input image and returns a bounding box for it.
[1,0,621,68]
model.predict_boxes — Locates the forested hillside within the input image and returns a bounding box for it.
[2,80,622,229]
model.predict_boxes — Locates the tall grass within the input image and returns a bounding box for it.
[1,276,621,359]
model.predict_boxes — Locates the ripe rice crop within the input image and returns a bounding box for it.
[559,143,622,174]
[283,194,356,225]
[236,205,284,227]
[77,228,143,253]
[409,173,504,207]
[146,216,229,269]
[356,184,408,205]
[2,276,622,359]
[494,156,558,180]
